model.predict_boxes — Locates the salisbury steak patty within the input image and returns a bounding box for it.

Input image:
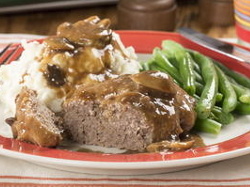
[63,71,196,151]
[9,87,63,147]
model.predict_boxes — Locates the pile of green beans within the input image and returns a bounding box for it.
[141,40,250,134]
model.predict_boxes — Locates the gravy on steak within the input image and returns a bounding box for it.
[63,71,196,152]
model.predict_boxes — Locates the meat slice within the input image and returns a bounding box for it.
[9,87,63,147]
[63,71,196,151]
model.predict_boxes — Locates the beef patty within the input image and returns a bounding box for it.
[63,71,196,151]
[8,87,63,147]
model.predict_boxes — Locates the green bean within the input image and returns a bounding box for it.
[161,41,196,96]
[188,52,204,84]
[141,58,158,71]
[195,82,203,95]
[228,77,250,104]
[163,49,199,84]
[209,112,217,121]
[148,61,181,85]
[194,118,222,134]
[233,86,250,104]
[187,50,201,73]
[153,48,182,84]
[192,52,219,119]
[215,65,237,113]
[194,95,233,125]
[195,82,223,102]
[211,106,234,125]
[188,50,204,83]
[161,49,179,67]
[214,60,250,88]
[163,48,203,85]
[178,52,196,95]
[193,58,223,103]
[195,70,204,84]
[235,102,250,115]
[140,61,150,71]
[216,93,224,103]
[161,40,185,59]
[193,60,201,73]
[149,64,162,73]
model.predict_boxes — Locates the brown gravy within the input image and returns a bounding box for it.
[39,16,117,99]
[58,133,205,154]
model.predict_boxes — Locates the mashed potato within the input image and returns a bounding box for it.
[0,32,141,138]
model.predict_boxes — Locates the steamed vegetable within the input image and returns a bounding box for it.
[215,65,237,113]
[192,52,218,119]
[229,77,250,104]
[214,60,250,88]
[162,41,196,95]
[141,40,250,134]
[153,48,182,84]
[235,102,250,115]
[194,118,222,135]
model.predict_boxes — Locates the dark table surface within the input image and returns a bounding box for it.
[0,1,236,38]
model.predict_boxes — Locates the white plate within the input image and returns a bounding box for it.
[0,31,250,175]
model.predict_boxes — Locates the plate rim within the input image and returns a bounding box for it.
[0,142,250,169]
